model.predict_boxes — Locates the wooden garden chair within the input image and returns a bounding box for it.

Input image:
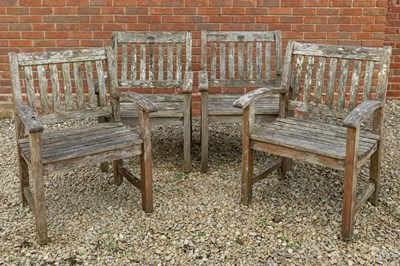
[234,41,391,240]
[112,32,193,172]
[199,31,282,172]
[9,47,157,245]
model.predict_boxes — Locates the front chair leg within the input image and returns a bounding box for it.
[241,147,254,206]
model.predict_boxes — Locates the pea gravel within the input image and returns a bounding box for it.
[0,101,399,265]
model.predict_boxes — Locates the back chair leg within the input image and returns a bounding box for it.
[201,92,209,173]
[17,155,29,207]
[368,143,382,206]
[113,159,123,186]
[278,157,292,180]
[100,162,109,173]
[183,94,192,173]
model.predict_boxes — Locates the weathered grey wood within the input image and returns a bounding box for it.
[210,79,275,88]
[275,30,282,80]
[200,91,208,173]
[24,66,36,110]
[252,159,282,184]
[182,71,193,93]
[338,59,349,108]
[140,43,146,81]
[211,42,217,80]
[256,42,262,80]
[185,32,192,72]
[167,43,173,80]
[61,63,73,111]
[343,100,383,127]
[199,70,209,92]
[183,93,191,172]
[115,31,187,43]
[229,42,235,79]
[238,41,244,79]
[37,65,50,113]
[15,104,43,133]
[220,43,226,80]
[247,43,253,80]
[118,166,142,191]
[363,61,374,101]
[73,62,84,109]
[349,60,362,110]
[176,43,182,81]
[121,43,128,81]
[314,57,326,104]
[131,44,137,80]
[95,60,107,106]
[149,42,155,81]
[265,42,271,81]
[233,87,286,109]
[206,31,275,42]
[49,64,61,111]
[120,92,158,113]
[354,183,375,214]
[288,100,350,119]
[9,52,23,105]
[84,61,97,108]
[119,80,182,89]
[303,56,314,103]
[376,47,392,100]
[241,103,255,205]
[326,58,338,107]
[158,43,164,80]
[201,31,207,70]
[15,114,30,206]
[23,187,34,211]
[292,55,304,100]
[113,159,123,186]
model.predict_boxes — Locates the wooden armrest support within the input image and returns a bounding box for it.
[199,70,209,92]
[15,105,43,133]
[343,100,383,128]
[233,86,287,109]
[182,71,193,93]
[120,92,158,113]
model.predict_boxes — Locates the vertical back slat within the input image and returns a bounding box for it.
[84,61,97,108]
[149,42,155,81]
[265,42,271,81]
[176,42,182,81]
[24,66,36,110]
[303,56,314,103]
[158,43,164,80]
[9,53,22,105]
[326,58,338,107]
[349,60,362,110]
[338,59,349,108]
[201,31,207,70]
[314,57,326,104]
[121,44,128,81]
[229,42,235,79]
[140,43,146,81]
[95,60,107,106]
[167,43,173,80]
[256,42,262,80]
[37,65,50,113]
[247,43,253,80]
[49,64,61,111]
[73,62,84,109]
[185,32,192,72]
[131,43,137,80]
[220,42,226,80]
[61,63,73,111]
[292,55,304,100]
[376,48,391,100]
[275,31,282,79]
[238,41,244,79]
[363,61,374,101]
[211,41,216,80]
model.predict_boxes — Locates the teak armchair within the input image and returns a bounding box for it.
[234,41,391,241]
[112,32,193,172]
[199,31,282,172]
[9,47,156,244]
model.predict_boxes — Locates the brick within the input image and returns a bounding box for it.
[10,40,32,47]
[304,16,327,24]
[127,23,150,31]
[246,7,269,15]
[150,7,174,15]
[185,0,208,6]
[115,16,137,23]
[353,0,376,7]
[114,0,137,6]
[19,15,42,23]
[6,7,29,14]
[209,0,233,7]
[0,0,17,6]
[329,0,351,7]
[269,8,292,15]
[91,16,114,23]
[101,7,125,14]
[138,15,161,23]
[305,0,328,6]
[78,7,100,15]
[80,39,104,47]
[174,7,196,15]
[292,8,316,15]
[126,7,148,15]
[90,0,112,5]
[22,32,44,39]
[67,0,89,5]
[209,15,232,23]
[185,15,208,23]
[161,0,184,6]
[19,0,42,6]
[198,8,220,15]
[281,0,303,6]
[222,8,246,15]
[280,16,303,23]
[43,0,65,5]
[162,15,185,23]
[53,7,75,14]
[257,0,279,6]
[56,39,79,46]
[9,23,32,30]
[293,24,315,31]
[137,0,161,6]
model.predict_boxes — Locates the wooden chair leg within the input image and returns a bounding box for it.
[17,153,29,207]
[368,143,382,206]
[278,157,292,180]
[113,159,123,186]
[200,92,208,173]
[100,162,109,173]
[342,127,359,241]
[183,94,191,173]
[140,149,153,213]
[30,133,49,245]
[241,146,254,206]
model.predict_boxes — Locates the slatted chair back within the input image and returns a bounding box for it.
[282,42,392,118]
[201,31,282,89]
[112,32,192,91]
[9,47,117,125]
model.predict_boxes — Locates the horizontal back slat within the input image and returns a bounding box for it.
[206,31,275,42]
[17,48,107,66]
[115,31,187,43]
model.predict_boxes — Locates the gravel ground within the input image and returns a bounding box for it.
[0,101,399,265]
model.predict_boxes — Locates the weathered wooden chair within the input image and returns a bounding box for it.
[9,47,157,245]
[112,32,193,172]
[199,31,282,172]
[234,41,391,240]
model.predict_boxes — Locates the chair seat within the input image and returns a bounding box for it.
[208,94,280,116]
[251,117,379,160]
[19,122,142,165]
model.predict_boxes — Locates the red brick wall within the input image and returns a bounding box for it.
[385,0,400,99]
[0,0,393,117]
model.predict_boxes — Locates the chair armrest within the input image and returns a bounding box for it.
[120,92,158,113]
[182,71,193,93]
[233,86,287,109]
[15,105,43,133]
[199,70,209,92]
[343,100,383,128]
